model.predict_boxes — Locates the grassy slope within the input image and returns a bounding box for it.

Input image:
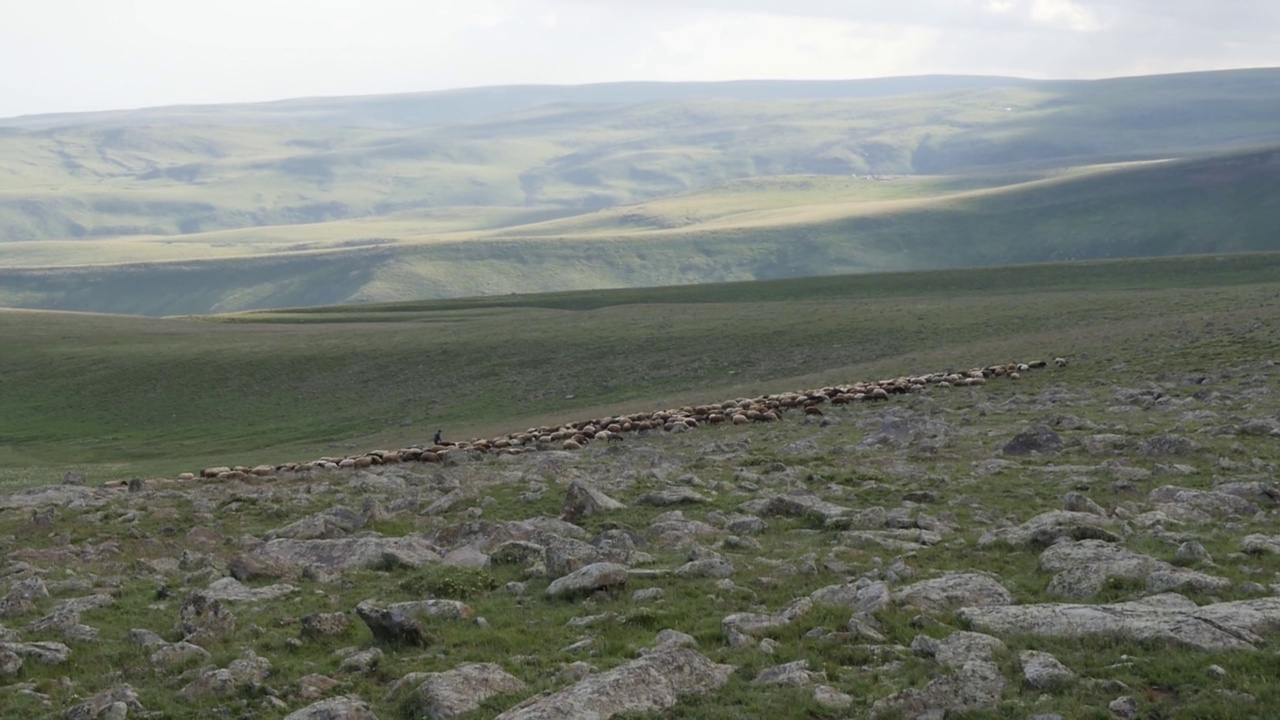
[1,69,1277,246]
[1,252,1277,490]
[0,147,1276,315]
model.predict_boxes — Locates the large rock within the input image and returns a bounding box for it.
[203,577,298,603]
[65,684,144,720]
[560,480,625,522]
[265,506,366,540]
[959,593,1280,652]
[759,491,852,524]
[0,484,113,510]
[1000,424,1064,456]
[229,553,299,582]
[752,659,823,687]
[178,650,271,699]
[932,631,1007,667]
[894,573,1014,613]
[546,563,629,598]
[493,645,733,719]
[0,641,70,665]
[722,598,812,642]
[978,511,1121,549]
[542,536,606,578]
[1040,540,1231,599]
[283,696,380,720]
[1021,650,1076,691]
[251,535,441,574]
[176,591,235,644]
[356,599,473,646]
[1243,534,1280,555]
[301,612,353,639]
[0,577,48,618]
[811,580,890,614]
[411,663,528,720]
[1149,486,1259,523]
[871,660,1005,719]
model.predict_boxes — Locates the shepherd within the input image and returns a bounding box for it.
[432,429,443,445]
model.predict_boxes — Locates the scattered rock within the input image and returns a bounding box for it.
[301,612,353,639]
[356,599,472,646]
[545,562,629,598]
[1001,424,1064,456]
[65,684,144,720]
[410,663,528,720]
[871,660,1005,719]
[492,645,733,720]
[1020,650,1076,690]
[894,573,1014,613]
[959,593,1280,651]
[282,696,380,720]
[560,480,626,523]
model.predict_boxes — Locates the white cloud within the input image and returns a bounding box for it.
[1,0,1278,117]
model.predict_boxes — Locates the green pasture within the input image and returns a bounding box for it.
[1,253,1277,490]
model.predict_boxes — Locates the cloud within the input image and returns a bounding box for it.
[1,0,1277,117]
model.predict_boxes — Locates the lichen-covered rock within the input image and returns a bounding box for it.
[176,591,236,644]
[1242,534,1280,555]
[759,490,852,524]
[1149,486,1259,523]
[411,663,528,720]
[355,599,472,646]
[1001,424,1064,456]
[65,684,144,720]
[932,631,1007,667]
[493,645,733,719]
[542,536,606,578]
[251,535,441,574]
[178,650,272,699]
[871,660,1005,719]
[301,612,353,639]
[265,506,365,540]
[282,696,380,720]
[0,577,48,618]
[978,510,1122,548]
[149,641,211,669]
[1020,650,1076,691]
[752,659,823,687]
[959,593,1280,651]
[1040,539,1231,599]
[203,576,298,602]
[560,480,625,523]
[894,573,1014,613]
[0,641,71,665]
[545,562,629,598]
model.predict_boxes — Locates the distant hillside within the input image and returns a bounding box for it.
[0,76,1035,130]
[0,69,1277,247]
[0,147,1276,316]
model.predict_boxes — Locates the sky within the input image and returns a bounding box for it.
[4,0,1279,118]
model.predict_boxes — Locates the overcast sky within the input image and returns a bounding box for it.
[4,0,1278,118]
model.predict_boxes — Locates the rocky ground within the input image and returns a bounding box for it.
[1,357,1278,719]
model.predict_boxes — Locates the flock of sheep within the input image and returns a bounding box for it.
[189,358,1066,482]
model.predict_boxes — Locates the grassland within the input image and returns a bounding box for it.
[0,249,1278,718]
[1,252,1277,492]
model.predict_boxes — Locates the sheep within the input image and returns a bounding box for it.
[184,355,1057,478]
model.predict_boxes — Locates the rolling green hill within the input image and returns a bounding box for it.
[0,147,1276,316]
[0,69,1277,315]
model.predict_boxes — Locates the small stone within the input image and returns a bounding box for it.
[1108,695,1138,719]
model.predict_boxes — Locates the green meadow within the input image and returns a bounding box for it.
[1,252,1277,490]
